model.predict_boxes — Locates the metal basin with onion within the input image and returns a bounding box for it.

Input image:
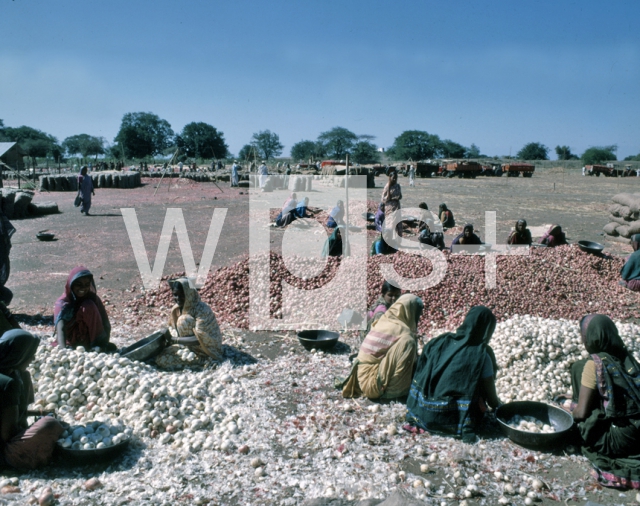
[56,439,130,464]
[578,240,605,255]
[119,330,169,362]
[495,401,574,449]
[297,330,339,351]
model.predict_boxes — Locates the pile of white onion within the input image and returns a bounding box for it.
[492,315,640,403]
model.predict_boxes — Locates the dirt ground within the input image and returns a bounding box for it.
[5,169,640,505]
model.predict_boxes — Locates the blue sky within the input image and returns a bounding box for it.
[1,0,638,159]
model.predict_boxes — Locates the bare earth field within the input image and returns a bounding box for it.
[1,169,640,505]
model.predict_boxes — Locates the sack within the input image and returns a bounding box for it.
[74,193,83,207]
[603,222,619,236]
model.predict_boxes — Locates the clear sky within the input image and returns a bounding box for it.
[1,0,638,159]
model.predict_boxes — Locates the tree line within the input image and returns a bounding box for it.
[0,115,636,167]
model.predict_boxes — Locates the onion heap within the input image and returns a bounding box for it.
[492,315,640,402]
[507,416,556,434]
[128,245,639,336]
[30,343,256,454]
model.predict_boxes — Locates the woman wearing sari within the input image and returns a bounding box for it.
[275,193,297,227]
[54,266,112,350]
[507,219,533,245]
[451,224,483,251]
[322,226,347,257]
[340,294,423,400]
[568,314,640,489]
[539,224,568,247]
[620,234,640,292]
[77,166,95,215]
[439,203,455,230]
[406,306,502,443]
[326,200,345,229]
[0,330,64,469]
[155,278,223,369]
[381,170,402,237]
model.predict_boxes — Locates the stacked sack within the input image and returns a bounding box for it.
[604,193,640,239]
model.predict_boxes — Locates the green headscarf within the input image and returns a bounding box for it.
[406,306,497,442]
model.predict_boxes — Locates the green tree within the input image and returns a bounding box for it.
[317,127,358,159]
[555,145,577,160]
[114,112,174,159]
[465,144,482,159]
[582,145,617,165]
[238,144,255,161]
[0,125,58,166]
[62,134,105,162]
[290,140,327,161]
[250,130,283,160]
[387,130,441,161]
[624,153,640,162]
[440,139,467,158]
[351,141,380,164]
[517,142,549,160]
[176,122,228,160]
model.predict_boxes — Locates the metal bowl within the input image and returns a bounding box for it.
[36,232,55,241]
[578,240,605,255]
[496,401,574,449]
[363,212,375,222]
[56,439,130,464]
[119,330,168,362]
[297,330,339,351]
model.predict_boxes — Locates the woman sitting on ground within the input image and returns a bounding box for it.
[507,219,533,245]
[620,234,640,292]
[539,224,568,247]
[370,234,395,256]
[439,203,455,229]
[451,224,483,250]
[326,200,345,229]
[340,294,423,400]
[366,281,402,331]
[54,266,113,351]
[0,330,64,469]
[322,226,347,257]
[406,306,502,443]
[155,278,223,369]
[275,193,297,227]
[419,223,446,251]
[567,314,640,489]
[294,197,318,219]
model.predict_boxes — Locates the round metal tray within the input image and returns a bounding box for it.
[297,330,339,351]
[56,439,130,464]
[578,240,604,255]
[496,401,574,449]
[119,330,168,362]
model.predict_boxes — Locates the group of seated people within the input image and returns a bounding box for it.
[339,283,640,489]
[0,265,225,470]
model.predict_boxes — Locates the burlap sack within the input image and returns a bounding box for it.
[609,215,630,226]
[609,203,634,219]
[604,222,619,236]
[616,224,632,238]
[628,221,640,236]
[612,193,640,213]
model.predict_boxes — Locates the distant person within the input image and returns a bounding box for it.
[408,164,415,187]
[0,209,15,306]
[178,161,183,173]
[231,161,240,187]
[258,161,268,190]
[439,203,455,230]
[77,166,95,216]
[451,224,483,251]
[539,225,567,247]
[582,166,586,176]
[381,169,402,238]
[507,219,533,246]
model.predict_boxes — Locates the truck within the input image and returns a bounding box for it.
[501,163,535,177]
[586,164,629,177]
[444,161,482,178]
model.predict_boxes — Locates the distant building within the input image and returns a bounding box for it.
[0,142,25,171]
[377,147,385,153]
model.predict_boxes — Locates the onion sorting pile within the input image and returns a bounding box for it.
[507,416,555,434]
[492,315,640,402]
[128,245,639,336]
[30,343,256,454]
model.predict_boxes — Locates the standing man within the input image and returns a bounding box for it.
[259,161,268,190]
[408,164,416,187]
[231,161,240,187]
[178,161,183,173]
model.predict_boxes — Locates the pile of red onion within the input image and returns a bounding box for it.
[127,245,639,335]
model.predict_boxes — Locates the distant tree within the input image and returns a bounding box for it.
[387,130,441,161]
[114,112,174,159]
[624,153,640,162]
[290,140,323,161]
[465,144,482,159]
[317,127,358,159]
[582,145,617,165]
[440,139,467,158]
[50,143,64,165]
[238,144,255,161]
[62,134,105,162]
[351,141,380,164]
[0,125,58,166]
[555,145,577,160]
[250,130,283,160]
[517,142,549,160]
[176,122,228,160]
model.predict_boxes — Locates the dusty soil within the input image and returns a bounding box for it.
[3,169,640,505]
